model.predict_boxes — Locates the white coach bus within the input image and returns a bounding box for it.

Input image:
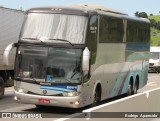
[3,5,150,108]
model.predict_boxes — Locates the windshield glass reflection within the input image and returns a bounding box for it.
[150,52,159,59]
[21,13,88,44]
[16,46,82,84]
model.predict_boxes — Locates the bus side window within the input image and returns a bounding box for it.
[84,15,98,82]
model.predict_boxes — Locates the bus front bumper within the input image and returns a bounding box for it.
[14,91,82,108]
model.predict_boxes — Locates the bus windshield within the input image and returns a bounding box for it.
[16,46,82,84]
[21,13,88,44]
[150,52,159,59]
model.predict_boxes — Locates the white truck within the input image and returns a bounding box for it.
[149,46,160,73]
[0,7,25,98]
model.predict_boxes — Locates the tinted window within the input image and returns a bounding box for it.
[127,20,150,43]
[86,15,98,65]
[99,15,124,43]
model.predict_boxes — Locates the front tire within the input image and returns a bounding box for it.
[35,105,47,108]
[92,89,101,107]
[0,77,5,99]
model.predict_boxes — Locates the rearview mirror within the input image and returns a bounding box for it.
[82,47,90,72]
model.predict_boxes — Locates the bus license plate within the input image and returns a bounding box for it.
[38,99,50,104]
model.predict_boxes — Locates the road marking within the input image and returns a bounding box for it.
[147,82,157,87]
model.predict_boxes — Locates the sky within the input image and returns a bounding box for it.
[0,0,160,16]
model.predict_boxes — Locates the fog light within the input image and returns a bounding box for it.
[14,96,20,102]
[70,101,80,105]
[74,101,80,105]
[14,87,28,94]
[14,96,18,100]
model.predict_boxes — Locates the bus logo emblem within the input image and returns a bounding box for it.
[43,90,47,94]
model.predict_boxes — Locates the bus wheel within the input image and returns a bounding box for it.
[127,82,133,96]
[92,88,101,107]
[35,105,47,108]
[0,78,5,99]
[133,79,139,94]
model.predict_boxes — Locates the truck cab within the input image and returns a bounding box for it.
[149,46,160,73]
[0,7,25,99]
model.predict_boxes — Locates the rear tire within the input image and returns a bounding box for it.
[133,79,138,94]
[0,77,5,99]
[127,82,133,96]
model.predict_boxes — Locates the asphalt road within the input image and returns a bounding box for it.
[0,73,160,121]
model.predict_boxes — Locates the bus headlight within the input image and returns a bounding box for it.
[14,87,28,94]
[62,92,81,97]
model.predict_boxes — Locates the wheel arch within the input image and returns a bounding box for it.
[92,80,102,101]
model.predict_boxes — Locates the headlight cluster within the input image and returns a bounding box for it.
[62,91,81,97]
[14,87,28,94]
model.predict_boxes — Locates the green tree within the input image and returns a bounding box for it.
[149,19,157,28]
[138,12,148,18]
[157,21,160,30]
[135,11,148,18]
[150,13,153,16]
[135,11,139,17]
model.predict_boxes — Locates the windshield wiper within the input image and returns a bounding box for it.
[15,76,40,83]
[22,38,46,45]
[22,37,37,40]
[49,38,74,46]
[60,78,75,85]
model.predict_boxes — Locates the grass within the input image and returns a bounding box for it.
[149,15,160,22]
[150,27,160,46]
[149,15,160,46]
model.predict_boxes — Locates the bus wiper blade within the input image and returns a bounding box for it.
[22,37,37,40]
[22,38,46,45]
[61,78,74,85]
[49,38,74,46]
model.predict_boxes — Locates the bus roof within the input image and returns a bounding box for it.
[27,4,127,15]
[71,4,128,15]
[26,4,150,23]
